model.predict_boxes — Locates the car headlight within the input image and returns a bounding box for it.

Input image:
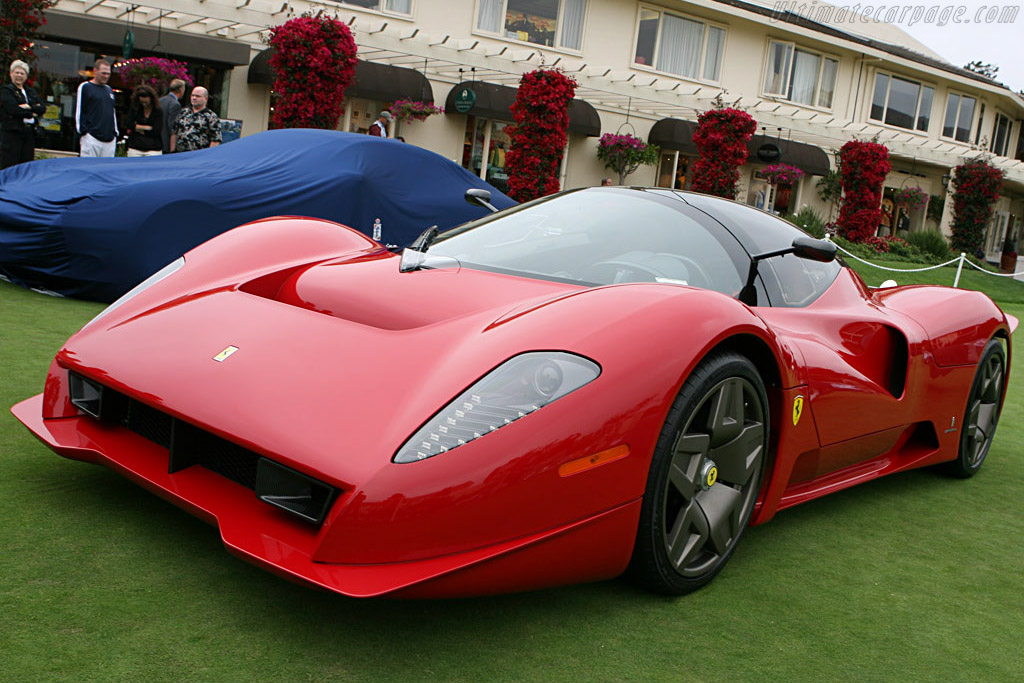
[394,352,600,463]
[80,257,185,330]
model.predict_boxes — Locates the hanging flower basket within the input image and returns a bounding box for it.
[596,133,660,184]
[117,57,193,93]
[892,186,928,213]
[763,163,804,185]
[388,99,444,123]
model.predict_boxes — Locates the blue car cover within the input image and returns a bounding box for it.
[0,129,515,302]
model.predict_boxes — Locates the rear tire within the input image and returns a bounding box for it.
[943,338,1006,478]
[627,352,768,595]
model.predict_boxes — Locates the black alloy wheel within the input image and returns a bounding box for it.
[628,351,768,595]
[944,338,1006,478]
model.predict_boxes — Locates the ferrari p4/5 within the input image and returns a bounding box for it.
[13,187,1013,598]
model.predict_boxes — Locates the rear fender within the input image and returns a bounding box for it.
[874,286,1011,367]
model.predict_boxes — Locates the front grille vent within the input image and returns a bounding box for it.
[68,371,337,525]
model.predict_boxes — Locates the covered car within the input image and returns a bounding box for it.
[0,129,513,302]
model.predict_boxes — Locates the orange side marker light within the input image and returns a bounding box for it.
[559,445,630,477]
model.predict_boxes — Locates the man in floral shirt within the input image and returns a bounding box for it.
[170,86,221,153]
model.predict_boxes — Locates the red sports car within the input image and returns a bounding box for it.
[12,187,1014,598]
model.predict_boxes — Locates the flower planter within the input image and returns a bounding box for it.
[999,252,1018,274]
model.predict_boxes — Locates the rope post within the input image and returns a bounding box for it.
[953,253,966,288]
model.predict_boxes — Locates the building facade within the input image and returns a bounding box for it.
[32,0,1024,259]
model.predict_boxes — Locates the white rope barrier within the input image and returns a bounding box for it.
[823,235,1023,288]
[826,237,961,273]
[960,257,1023,278]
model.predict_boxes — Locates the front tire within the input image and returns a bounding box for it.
[943,338,1006,478]
[628,352,768,595]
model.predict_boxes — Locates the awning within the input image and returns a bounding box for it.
[747,134,832,176]
[648,118,832,176]
[443,81,601,136]
[43,10,250,66]
[248,49,433,103]
[648,118,698,154]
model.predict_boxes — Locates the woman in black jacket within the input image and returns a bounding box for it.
[125,85,163,156]
[0,60,47,169]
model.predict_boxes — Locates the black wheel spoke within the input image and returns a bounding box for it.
[665,500,709,569]
[711,422,764,486]
[705,378,745,447]
[668,434,709,500]
[980,358,1003,403]
[696,484,743,555]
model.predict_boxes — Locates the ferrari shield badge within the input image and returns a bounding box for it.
[213,345,239,362]
[793,395,804,426]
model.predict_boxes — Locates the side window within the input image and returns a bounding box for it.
[680,194,841,307]
[761,256,841,307]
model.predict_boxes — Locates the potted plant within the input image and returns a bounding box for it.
[596,133,659,185]
[892,186,928,213]
[388,100,444,123]
[1000,235,1018,273]
[117,57,193,93]
[763,163,804,185]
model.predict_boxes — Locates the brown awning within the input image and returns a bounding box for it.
[443,81,601,136]
[648,118,832,176]
[648,118,698,154]
[44,10,250,65]
[747,134,832,176]
[248,49,433,103]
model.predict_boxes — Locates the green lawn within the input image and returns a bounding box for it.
[2,270,1023,682]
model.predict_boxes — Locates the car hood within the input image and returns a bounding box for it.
[60,252,588,486]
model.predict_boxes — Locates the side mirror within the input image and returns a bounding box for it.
[465,188,499,213]
[792,236,837,263]
[739,236,838,306]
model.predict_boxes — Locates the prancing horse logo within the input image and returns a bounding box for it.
[213,345,239,362]
[793,395,804,426]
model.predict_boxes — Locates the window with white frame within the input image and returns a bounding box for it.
[633,6,725,82]
[339,0,412,14]
[942,92,976,142]
[762,40,838,108]
[991,111,1012,156]
[476,0,586,50]
[870,72,934,132]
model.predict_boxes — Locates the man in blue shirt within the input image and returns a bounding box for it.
[75,59,117,157]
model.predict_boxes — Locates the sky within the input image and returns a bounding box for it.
[898,0,1023,93]
[755,0,1024,93]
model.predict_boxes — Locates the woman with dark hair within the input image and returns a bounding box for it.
[1,60,46,169]
[125,84,163,156]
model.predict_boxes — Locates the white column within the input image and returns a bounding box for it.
[342,100,352,132]
[479,119,492,180]
[559,135,571,189]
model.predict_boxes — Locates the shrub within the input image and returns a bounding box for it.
[783,206,826,238]
[904,230,952,260]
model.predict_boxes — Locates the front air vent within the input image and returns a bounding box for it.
[67,371,337,525]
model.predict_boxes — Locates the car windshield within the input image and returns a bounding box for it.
[427,188,747,296]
